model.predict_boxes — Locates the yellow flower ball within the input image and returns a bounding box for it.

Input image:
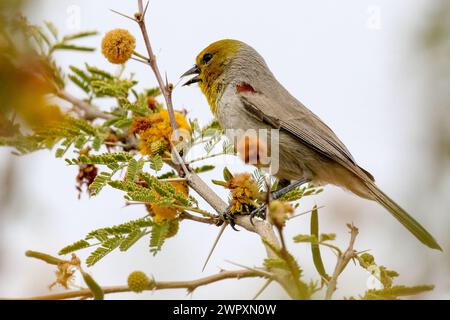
[127,271,152,293]
[101,29,136,64]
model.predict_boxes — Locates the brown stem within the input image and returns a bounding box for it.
[136,0,178,137]
[179,211,218,225]
[14,269,263,300]
[325,224,359,300]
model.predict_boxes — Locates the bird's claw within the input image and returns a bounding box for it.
[221,206,239,231]
[221,204,269,230]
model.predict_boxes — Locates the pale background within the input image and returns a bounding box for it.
[0,0,449,299]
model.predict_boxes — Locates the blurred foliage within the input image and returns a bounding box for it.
[421,0,450,174]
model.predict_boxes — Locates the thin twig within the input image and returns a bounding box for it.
[135,0,178,137]
[224,260,273,278]
[187,152,228,164]
[253,279,273,300]
[130,56,150,66]
[172,205,213,217]
[180,211,218,225]
[109,9,137,22]
[324,224,359,300]
[12,269,262,300]
[288,205,326,220]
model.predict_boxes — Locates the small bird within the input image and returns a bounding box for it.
[182,39,441,250]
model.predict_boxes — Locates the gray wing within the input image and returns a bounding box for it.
[239,91,374,182]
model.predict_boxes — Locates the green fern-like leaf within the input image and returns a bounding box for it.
[85,64,114,80]
[86,218,153,240]
[69,74,90,94]
[86,237,122,267]
[150,222,170,255]
[126,158,145,183]
[63,31,98,42]
[89,172,112,196]
[59,240,90,255]
[77,152,132,165]
[149,155,164,171]
[119,229,147,252]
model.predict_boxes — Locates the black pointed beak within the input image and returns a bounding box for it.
[181,65,201,86]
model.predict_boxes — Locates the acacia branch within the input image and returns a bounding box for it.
[130,0,298,299]
[325,224,359,300]
[56,90,113,120]
[16,269,263,300]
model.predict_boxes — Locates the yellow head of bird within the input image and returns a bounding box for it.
[182,39,243,111]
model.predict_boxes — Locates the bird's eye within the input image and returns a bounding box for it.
[202,53,213,64]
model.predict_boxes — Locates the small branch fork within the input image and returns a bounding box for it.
[13,269,265,300]
[324,224,359,300]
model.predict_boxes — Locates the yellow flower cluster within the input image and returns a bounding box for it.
[130,109,191,156]
[101,29,136,64]
[225,173,260,214]
[146,181,189,223]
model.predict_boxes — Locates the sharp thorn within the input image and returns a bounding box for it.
[202,223,227,272]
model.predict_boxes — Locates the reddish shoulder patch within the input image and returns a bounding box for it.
[236,83,257,94]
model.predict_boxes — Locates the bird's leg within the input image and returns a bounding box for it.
[250,177,310,221]
[219,205,240,231]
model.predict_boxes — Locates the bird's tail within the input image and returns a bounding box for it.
[364,181,442,251]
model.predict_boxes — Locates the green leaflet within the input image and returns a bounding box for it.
[89,172,112,196]
[150,155,164,171]
[310,206,330,281]
[59,240,90,255]
[81,271,104,300]
[86,237,122,267]
[76,152,133,165]
[120,229,147,252]
[150,222,171,256]
[279,184,323,202]
[193,165,215,174]
[126,158,145,183]
[59,218,155,266]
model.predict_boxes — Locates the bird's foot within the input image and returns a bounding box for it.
[218,205,239,231]
[248,177,310,224]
